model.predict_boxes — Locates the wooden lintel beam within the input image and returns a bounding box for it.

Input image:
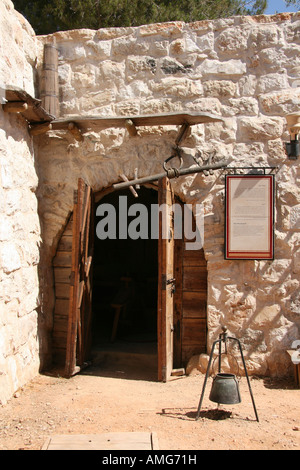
[2,101,29,113]
[68,122,84,142]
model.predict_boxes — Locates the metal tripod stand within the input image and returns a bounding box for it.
[196,327,259,422]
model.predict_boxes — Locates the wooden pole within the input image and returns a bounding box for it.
[2,102,28,113]
[113,160,231,190]
[29,122,53,136]
[41,38,59,118]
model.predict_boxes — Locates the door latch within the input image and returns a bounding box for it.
[162,275,176,294]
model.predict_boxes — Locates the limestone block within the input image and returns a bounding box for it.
[21,266,39,297]
[0,164,14,190]
[259,88,300,115]
[277,182,300,206]
[72,70,96,89]
[239,116,284,140]
[290,289,300,315]
[216,27,249,56]
[140,98,181,115]
[196,32,214,52]
[259,46,300,73]
[58,63,72,85]
[267,139,287,162]
[257,73,289,94]
[250,25,282,50]
[19,241,40,267]
[150,40,169,57]
[126,56,157,81]
[261,260,292,287]
[160,57,193,75]
[233,141,265,158]
[112,36,149,57]
[18,290,39,317]
[59,44,87,62]
[81,90,116,110]
[267,324,299,352]
[151,77,203,98]
[252,304,281,329]
[290,205,300,230]
[199,59,246,77]
[86,39,112,60]
[238,328,267,354]
[0,242,21,274]
[205,119,237,144]
[0,217,12,241]
[243,355,268,375]
[203,80,237,98]
[185,36,201,54]
[186,354,209,375]
[170,39,185,55]
[99,60,125,84]
[284,20,300,43]
[188,97,221,114]
[223,97,259,116]
[0,270,23,303]
[238,75,257,97]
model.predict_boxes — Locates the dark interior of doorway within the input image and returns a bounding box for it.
[91,187,158,378]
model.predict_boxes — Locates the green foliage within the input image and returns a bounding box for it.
[285,0,300,7]
[13,0,268,35]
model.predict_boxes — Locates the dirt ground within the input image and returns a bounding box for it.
[0,359,299,451]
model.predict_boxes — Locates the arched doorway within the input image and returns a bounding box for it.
[52,178,208,380]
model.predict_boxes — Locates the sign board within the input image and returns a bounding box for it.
[225,175,274,260]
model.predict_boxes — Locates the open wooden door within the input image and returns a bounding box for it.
[157,177,175,382]
[65,178,94,378]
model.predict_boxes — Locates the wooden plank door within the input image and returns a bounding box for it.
[157,177,175,382]
[65,178,94,378]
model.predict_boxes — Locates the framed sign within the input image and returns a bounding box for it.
[225,174,274,260]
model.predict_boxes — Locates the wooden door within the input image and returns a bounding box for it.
[65,178,94,378]
[157,177,175,382]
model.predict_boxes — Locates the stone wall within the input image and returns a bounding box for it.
[0,2,299,404]
[0,0,41,404]
[36,12,300,377]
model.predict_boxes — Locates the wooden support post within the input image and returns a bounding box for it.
[68,122,84,142]
[29,122,52,136]
[125,119,138,137]
[41,39,59,118]
[2,101,28,113]
[175,122,190,146]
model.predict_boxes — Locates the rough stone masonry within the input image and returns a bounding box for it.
[0,0,299,403]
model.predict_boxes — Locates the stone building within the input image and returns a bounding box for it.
[0,0,299,403]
